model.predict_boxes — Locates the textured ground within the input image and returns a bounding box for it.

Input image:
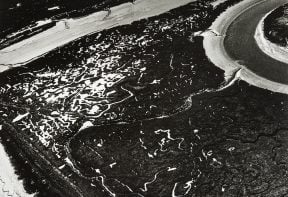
[68,80,288,196]
[2,0,288,196]
[0,1,221,196]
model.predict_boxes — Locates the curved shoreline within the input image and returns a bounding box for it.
[204,0,288,95]
[0,0,196,70]
[254,11,288,64]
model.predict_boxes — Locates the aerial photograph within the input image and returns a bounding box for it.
[1,0,288,196]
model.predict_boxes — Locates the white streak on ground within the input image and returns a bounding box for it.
[140,171,160,192]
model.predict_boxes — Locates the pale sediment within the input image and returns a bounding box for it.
[0,142,33,197]
[254,11,288,64]
[211,0,229,8]
[203,0,288,95]
[0,0,196,69]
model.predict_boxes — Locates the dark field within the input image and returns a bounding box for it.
[2,0,288,196]
[0,1,223,195]
[68,80,288,196]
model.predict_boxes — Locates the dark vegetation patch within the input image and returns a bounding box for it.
[0,0,254,196]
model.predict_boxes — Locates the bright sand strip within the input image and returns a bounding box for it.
[203,0,288,94]
[211,0,229,8]
[0,0,196,68]
[0,140,33,197]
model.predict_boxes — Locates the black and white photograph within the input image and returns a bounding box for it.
[1,0,288,196]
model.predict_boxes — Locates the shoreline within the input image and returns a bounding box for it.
[0,141,33,197]
[0,0,196,69]
[203,0,288,95]
[254,10,288,64]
